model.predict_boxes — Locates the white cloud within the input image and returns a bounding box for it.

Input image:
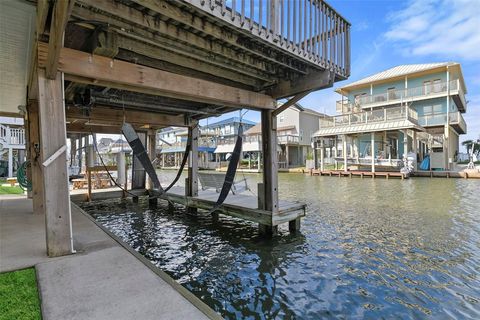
[383,0,480,61]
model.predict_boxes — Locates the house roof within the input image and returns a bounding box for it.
[313,119,424,137]
[337,62,461,92]
[202,117,256,129]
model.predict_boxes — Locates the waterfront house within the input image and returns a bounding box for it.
[0,117,25,177]
[210,117,256,163]
[243,104,327,169]
[313,63,467,172]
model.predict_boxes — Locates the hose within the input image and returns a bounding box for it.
[17,160,32,191]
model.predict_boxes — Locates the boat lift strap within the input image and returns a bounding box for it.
[209,125,243,214]
[122,123,164,193]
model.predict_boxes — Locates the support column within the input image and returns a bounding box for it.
[260,110,278,235]
[37,69,73,257]
[27,101,44,213]
[403,130,408,159]
[187,122,199,214]
[334,136,338,170]
[8,148,13,178]
[313,141,318,170]
[146,130,157,190]
[412,131,418,171]
[343,135,348,172]
[285,145,289,169]
[131,131,147,189]
[371,132,375,173]
[320,140,324,171]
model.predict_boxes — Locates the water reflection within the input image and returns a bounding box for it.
[79,172,480,319]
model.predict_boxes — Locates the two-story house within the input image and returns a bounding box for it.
[313,62,468,172]
[210,117,256,162]
[243,104,327,169]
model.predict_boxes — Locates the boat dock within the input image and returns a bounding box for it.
[309,168,480,179]
[163,186,306,229]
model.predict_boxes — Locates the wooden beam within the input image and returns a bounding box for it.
[36,0,50,36]
[37,69,73,257]
[272,91,311,117]
[26,100,45,215]
[270,70,333,99]
[46,0,75,79]
[38,42,275,109]
[65,105,187,127]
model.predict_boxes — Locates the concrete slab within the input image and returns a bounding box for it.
[36,246,208,320]
[0,196,219,320]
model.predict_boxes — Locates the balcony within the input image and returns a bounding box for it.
[321,105,419,128]
[187,0,351,78]
[337,79,466,112]
[0,125,25,149]
[278,134,300,145]
[418,112,467,134]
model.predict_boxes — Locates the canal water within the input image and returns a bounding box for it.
[79,172,480,319]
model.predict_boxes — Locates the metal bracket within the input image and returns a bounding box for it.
[42,145,67,167]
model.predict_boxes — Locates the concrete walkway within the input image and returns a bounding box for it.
[0,195,219,320]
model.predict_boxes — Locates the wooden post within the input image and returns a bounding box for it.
[313,140,318,170]
[146,130,157,190]
[412,130,418,171]
[259,110,279,236]
[37,69,73,257]
[131,131,147,189]
[27,101,44,214]
[320,139,324,171]
[187,122,199,214]
[371,132,375,173]
[343,135,348,172]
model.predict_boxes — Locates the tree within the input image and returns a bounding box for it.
[462,139,480,157]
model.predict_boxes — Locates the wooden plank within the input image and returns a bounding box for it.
[86,165,117,172]
[37,42,275,110]
[46,0,75,79]
[37,69,73,257]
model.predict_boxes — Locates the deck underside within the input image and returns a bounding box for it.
[164,186,306,226]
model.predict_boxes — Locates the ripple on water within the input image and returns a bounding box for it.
[79,172,480,319]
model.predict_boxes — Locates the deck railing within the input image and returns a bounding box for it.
[277,134,300,144]
[337,79,463,111]
[320,105,418,128]
[418,111,467,132]
[0,125,25,146]
[185,0,351,77]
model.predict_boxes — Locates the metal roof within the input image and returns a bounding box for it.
[338,62,458,91]
[313,120,425,137]
[202,117,256,129]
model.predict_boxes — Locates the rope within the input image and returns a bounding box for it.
[17,160,32,191]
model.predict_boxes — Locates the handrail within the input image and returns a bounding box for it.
[185,0,351,77]
[337,79,461,109]
[0,124,25,146]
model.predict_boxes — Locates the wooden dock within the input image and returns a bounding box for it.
[163,186,306,227]
[310,168,480,179]
[310,169,407,179]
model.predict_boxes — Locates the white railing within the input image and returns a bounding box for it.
[186,0,351,77]
[338,79,463,110]
[418,112,467,133]
[320,105,418,128]
[0,124,25,146]
[278,134,300,144]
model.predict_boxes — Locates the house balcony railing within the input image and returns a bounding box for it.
[418,112,467,134]
[277,134,300,144]
[0,125,25,147]
[187,0,351,77]
[321,105,418,128]
[336,79,466,112]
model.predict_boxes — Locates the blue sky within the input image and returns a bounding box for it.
[202,0,480,150]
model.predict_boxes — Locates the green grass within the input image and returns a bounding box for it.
[0,268,41,320]
[0,185,24,195]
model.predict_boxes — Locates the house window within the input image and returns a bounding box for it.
[279,115,284,123]
[300,129,304,141]
[387,87,396,100]
[423,79,442,94]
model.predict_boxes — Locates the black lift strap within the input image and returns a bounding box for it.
[209,125,243,214]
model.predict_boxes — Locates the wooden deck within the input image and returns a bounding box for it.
[163,186,306,227]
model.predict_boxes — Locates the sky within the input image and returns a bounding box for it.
[201,0,480,151]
